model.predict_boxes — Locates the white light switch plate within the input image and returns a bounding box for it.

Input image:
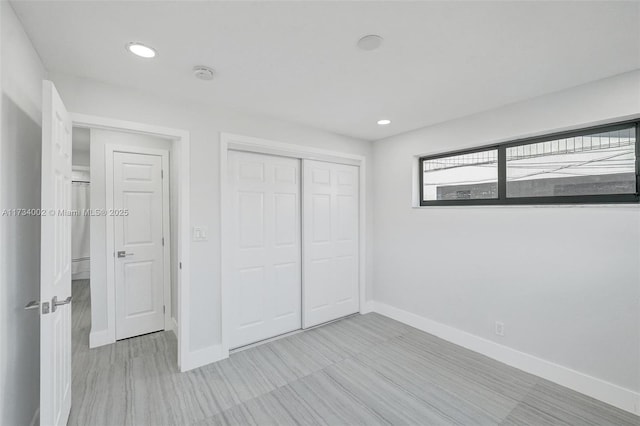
[193,226,208,242]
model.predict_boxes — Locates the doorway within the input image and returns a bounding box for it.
[69,119,189,363]
[70,127,92,372]
[69,113,190,372]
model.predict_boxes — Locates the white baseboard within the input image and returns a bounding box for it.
[169,317,179,339]
[166,316,177,332]
[29,408,39,426]
[360,300,375,314]
[89,329,113,348]
[372,301,640,416]
[180,344,226,372]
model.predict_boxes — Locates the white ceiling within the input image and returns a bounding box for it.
[11,1,640,141]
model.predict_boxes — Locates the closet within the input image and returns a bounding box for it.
[228,151,360,349]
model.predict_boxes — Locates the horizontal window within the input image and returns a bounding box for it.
[419,121,639,205]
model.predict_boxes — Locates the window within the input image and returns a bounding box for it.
[422,149,498,201]
[419,121,639,205]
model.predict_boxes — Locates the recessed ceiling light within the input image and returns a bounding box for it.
[377,119,391,126]
[126,42,157,58]
[357,34,384,51]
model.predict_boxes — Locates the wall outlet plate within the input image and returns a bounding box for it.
[193,226,208,242]
[495,321,505,336]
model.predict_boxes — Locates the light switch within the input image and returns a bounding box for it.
[193,226,208,242]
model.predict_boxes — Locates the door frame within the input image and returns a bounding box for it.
[220,132,368,358]
[70,113,191,371]
[106,146,171,338]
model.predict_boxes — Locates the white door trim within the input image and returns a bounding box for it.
[106,146,171,337]
[220,132,367,358]
[70,113,191,372]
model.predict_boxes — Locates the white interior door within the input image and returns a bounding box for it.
[40,80,72,426]
[113,152,165,340]
[303,160,359,328]
[228,151,301,349]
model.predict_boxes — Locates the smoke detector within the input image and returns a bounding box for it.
[357,35,383,51]
[193,66,215,81]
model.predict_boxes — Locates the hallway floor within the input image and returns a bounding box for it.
[70,281,639,425]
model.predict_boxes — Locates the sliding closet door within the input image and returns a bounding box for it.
[228,151,301,349]
[303,160,359,328]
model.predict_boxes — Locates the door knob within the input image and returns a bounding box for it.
[25,300,50,314]
[51,296,72,312]
[117,251,134,258]
[24,300,40,310]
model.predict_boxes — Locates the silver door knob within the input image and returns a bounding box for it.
[52,296,72,312]
[117,250,134,258]
[24,300,40,310]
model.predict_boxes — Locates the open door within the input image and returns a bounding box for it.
[40,80,72,425]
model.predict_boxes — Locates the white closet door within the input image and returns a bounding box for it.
[229,151,301,349]
[302,160,359,328]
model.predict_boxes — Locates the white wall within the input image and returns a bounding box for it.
[72,147,89,167]
[0,1,47,425]
[89,129,172,343]
[72,127,91,167]
[372,71,640,396]
[51,72,373,359]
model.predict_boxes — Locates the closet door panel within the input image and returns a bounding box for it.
[229,151,301,349]
[303,160,359,328]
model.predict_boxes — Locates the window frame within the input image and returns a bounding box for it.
[418,120,640,206]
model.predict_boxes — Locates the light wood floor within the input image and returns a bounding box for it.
[70,281,639,426]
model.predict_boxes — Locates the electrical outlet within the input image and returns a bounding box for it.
[495,321,505,336]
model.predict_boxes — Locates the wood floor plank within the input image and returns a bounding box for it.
[323,358,460,425]
[353,341,514,424]
[502,381,640,426]
[261,333,335,374]
[68,356,132,426]
[283,370,391,425]
[395,331,538,399]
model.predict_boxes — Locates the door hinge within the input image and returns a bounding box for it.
[161,169,164,179]
[163,305,166,314]
[162,237,165,246]
[179,262,182,269]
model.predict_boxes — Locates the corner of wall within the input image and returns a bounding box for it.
[361,300,375,314]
